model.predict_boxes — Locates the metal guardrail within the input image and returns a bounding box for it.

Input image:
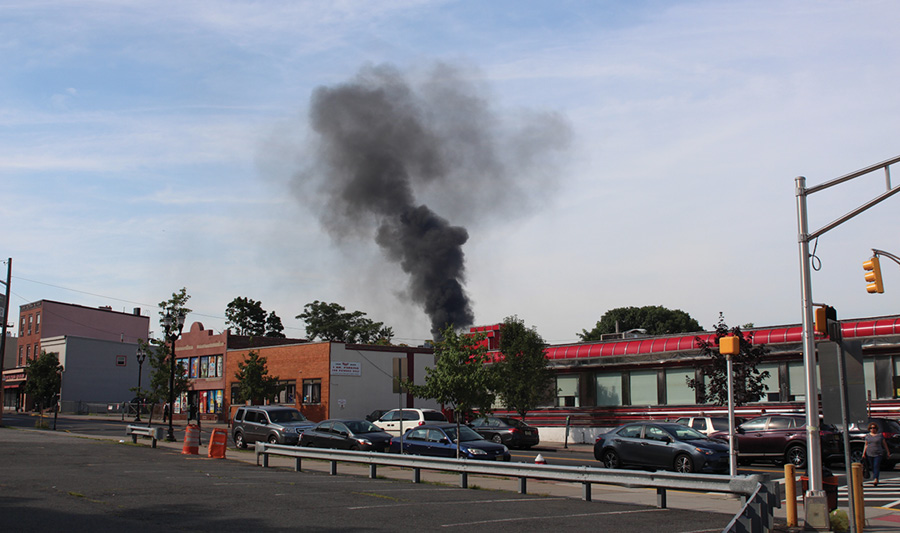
[125,425,165,448]
[254,443,777,523]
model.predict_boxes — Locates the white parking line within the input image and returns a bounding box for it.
[348,496,561,510]
[440,508,667,527]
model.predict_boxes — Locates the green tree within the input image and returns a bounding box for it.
[265,311,285,338]
[686,313,770,406]
[226,297,267,335]
[234,351,284,405]
[296,300,393,344]
[405,325,495,457]
[24,350,63,422]
[578,305,701,341]
[493,316,555,421]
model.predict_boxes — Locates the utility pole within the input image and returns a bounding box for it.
[0,258,12,428]
[795,154,900,529]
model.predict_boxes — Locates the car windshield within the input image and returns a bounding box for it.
[667,425,707,441]
[444,426,484,442]
[345,420,380,434]
[268,410,306,423]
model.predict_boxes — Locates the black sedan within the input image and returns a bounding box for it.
[299,419,392,452]
[469,417,540,449]
[389,423,511,461]
[594,422,729,474]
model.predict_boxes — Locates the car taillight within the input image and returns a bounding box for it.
[884,432,895,439]
[510,428,521,434]
[418,420,425,426]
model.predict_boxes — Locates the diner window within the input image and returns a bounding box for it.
[595,373,622,406]
[629,370,657,406]
[756,363,779,402]
[302,379,321,404]
[556,375,579,407]
[664,368,694,405]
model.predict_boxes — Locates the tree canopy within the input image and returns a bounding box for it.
[578,305,702,341]
[24,350,63,412]
[234,350,284,405]
[686,313,770,406]
[225,297,286,337]
[493,316,554,420]
[296,300,393,344]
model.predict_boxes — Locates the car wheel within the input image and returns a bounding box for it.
[674,454,694,473]
[268,435,279,445]
[602,449,620,469]
[785,444,807,469]
[491,435,503,444]
[234,432,246,449]
[849,447,864,465]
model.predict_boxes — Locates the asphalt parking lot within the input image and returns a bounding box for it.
[0,427,737,533]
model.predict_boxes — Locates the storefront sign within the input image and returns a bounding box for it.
[330,361,361,376]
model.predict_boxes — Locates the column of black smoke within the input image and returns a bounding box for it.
[297,62,570,339]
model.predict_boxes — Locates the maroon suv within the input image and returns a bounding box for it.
[709,414,842,468]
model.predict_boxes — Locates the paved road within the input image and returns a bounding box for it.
[1,426,737,533]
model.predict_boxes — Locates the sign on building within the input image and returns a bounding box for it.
[330,361,361,376]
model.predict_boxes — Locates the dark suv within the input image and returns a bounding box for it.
[842,417,900,470]
[232,405,315,448]
[709,414,842,468]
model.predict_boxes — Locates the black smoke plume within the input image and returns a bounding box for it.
[295,62,570,339]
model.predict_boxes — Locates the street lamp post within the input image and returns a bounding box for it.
[162,312,186,442]
[134,344,147,422]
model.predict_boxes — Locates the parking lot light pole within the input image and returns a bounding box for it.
[134,343,147,422]
[162,312,186,442]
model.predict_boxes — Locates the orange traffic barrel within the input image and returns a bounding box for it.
[182,424,200,455]
[208,428,227,459]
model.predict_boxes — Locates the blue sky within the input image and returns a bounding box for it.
[2,1,899,345]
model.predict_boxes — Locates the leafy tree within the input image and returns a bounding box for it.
[265,311,285,338]
[159,287,192,321]
[234,351,285,405]
[578,305,701,341]
[226,297,267,335]
[493,316,555,421]
[686,313,770,406]
[296,300,393,344]
[405,325,495,457]
[24,350,63,421]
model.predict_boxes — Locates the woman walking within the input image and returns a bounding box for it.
[863,422,891,486]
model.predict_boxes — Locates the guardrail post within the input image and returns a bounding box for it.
[656,488,667,509]
[519,477,527,495]
[295,457,302,472]
[460,472,468,489]
[330,460,338,475]
[369,464,377,479]
[582,482,591,502]
[412,468,420,484]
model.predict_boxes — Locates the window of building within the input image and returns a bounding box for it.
[27,315,32,335]
[629,370,657,406]
[26,345,31,360]
[18,346,23,366]
[556,375,579,407]
[35,313,40,333]
[276,381,296,404]
[200,356,209,378]
[788,361,820,402]
[756,363,779,402]
[864,359,877,399]
[595,373,622,406]
[302,379,321,404]
[664,368,694,405]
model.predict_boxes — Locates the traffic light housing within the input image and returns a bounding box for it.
[814,305,837,335]
[863,256,884,293]
[719,335,740,355]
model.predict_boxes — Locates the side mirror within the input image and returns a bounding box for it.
[736,427,745,434]
[440,438,451,445]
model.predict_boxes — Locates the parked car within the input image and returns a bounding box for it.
[468,416,540,449]
[389,423,511,461]
[299,419,393,452]
[231,405,316,448]
[673,416,745,437]
[593,422,729,474]
[365,409,389,422]
[373,408,448,436]
[840,417,900,470]
[709,414,843,468]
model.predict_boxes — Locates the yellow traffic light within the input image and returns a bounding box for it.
[863,256,884,293]
[814,305,836,335]
[719,335,740,355]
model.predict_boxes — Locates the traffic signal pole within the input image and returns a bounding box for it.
[795,154,900,529]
